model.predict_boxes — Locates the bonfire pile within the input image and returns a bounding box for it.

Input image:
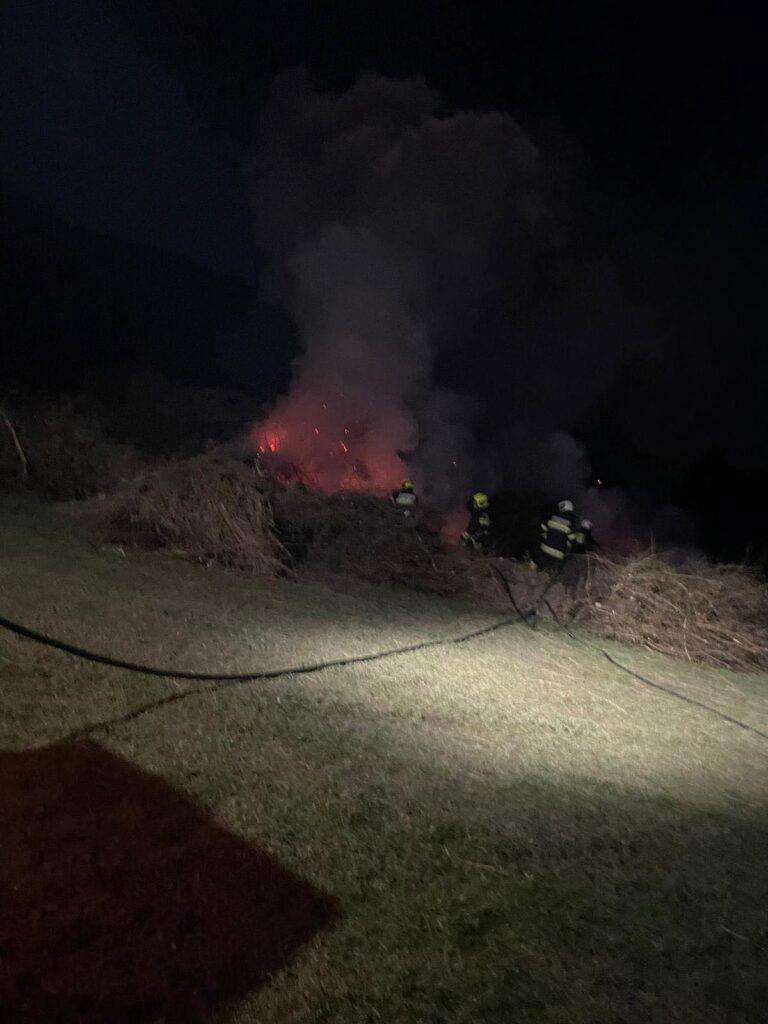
[79,452,768,673]
[81,452,468,593]
[82,453,281,573]
[270,485,474,594]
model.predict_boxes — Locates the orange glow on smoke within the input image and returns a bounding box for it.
[250,403,409,496]
[441,507,469,546]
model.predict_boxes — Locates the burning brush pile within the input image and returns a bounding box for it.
[250,386,414,498]
[81,450,473,596]
[80,452,768,673]
[271,485,469,594]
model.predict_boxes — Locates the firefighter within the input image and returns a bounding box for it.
[536,499,577,572]
[462,491,492,553]
[571,518,598,554]
[391,479,418,518]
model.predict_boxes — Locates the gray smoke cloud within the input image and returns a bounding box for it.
[251,70,626,506]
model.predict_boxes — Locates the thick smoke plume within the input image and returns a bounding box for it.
[251,71,626,508]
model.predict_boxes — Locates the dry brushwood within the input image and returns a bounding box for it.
[78,452,768,672]
[83,454,476,595]
[271,486,474,596]
[0,398,142,499]
[577,553,768,672]
[79,453,282,574]
[0,406,28,479]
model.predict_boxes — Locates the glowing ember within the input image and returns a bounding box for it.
[250,394,413,496]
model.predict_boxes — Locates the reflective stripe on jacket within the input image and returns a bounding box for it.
[540,513,575,558]
[540,543,567,561]
[393,490,417,508]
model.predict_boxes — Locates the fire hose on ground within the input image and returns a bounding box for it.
[0,610,519,742]
[1,568,767,745]
[490,563,768,744]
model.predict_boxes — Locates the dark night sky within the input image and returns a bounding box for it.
[2,1,766,493]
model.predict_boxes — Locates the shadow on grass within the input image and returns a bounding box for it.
[0,742,338,1023]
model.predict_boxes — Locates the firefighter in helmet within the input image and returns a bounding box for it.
[391,479,418,518]
[462,491,492,553]
[536,498,577,572]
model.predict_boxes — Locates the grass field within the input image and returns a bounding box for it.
[2,496,768,1023]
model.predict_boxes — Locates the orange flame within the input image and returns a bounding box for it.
[250,403,408,497]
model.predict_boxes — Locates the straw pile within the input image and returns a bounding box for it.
[81,453,280,573]
[576,553,768,672]
[79,453,768,671]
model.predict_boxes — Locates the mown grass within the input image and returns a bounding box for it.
[2,497,768,1023]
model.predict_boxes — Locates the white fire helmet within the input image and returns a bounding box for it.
[581,519,592,530]
[558,499,574,514]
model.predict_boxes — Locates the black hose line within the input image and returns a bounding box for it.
[0,610,522,740]
[0,611,519,683]
[3,565,767,746]
[535,593,768,745]
[490,563,536,629]
[600,650,768,742]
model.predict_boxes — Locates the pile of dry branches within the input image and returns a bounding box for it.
[80,453,281,574]
[0,398,142,499]
[79,453,469,593]
[271,485,474,595]
[577,553,768,672]
[78,452,768,671]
